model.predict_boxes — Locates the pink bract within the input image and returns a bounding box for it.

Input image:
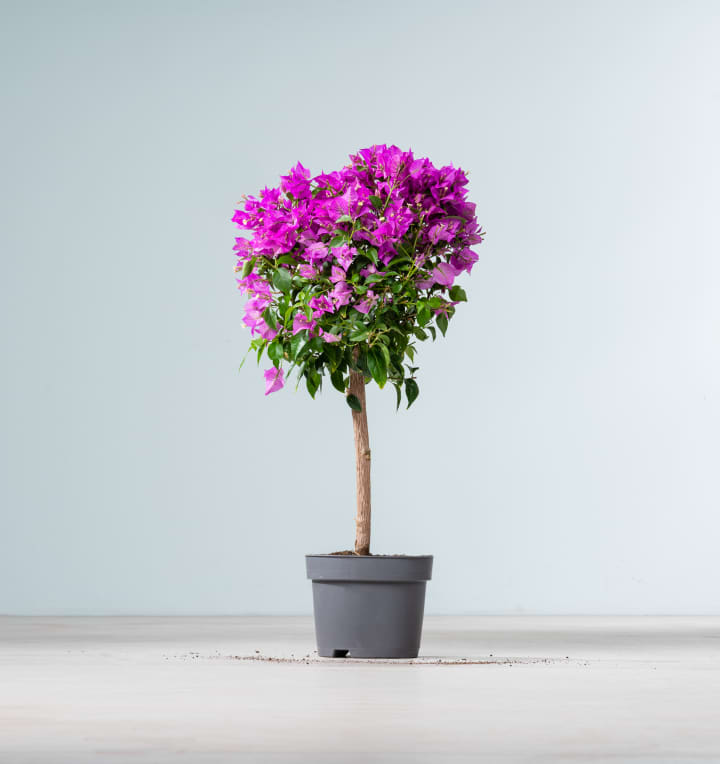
[263,367,284,395]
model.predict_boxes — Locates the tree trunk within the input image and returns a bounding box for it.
[349,370,371,555]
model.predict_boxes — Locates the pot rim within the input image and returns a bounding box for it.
[305,553,433,559]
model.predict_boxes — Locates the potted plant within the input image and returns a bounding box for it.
[233,144,483,657]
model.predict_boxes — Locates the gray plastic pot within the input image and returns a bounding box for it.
[306,554,433,658]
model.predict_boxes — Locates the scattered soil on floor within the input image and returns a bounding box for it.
[193,653,575,666]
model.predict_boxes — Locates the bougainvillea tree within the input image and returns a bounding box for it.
[233,144,483,555]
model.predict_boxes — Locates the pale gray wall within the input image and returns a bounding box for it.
[1,0,719,614]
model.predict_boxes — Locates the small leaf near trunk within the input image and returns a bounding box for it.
[346,393,362,412]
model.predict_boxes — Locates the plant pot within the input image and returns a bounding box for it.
[305,554,433,658]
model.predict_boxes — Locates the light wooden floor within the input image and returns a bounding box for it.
[1,616,719,762]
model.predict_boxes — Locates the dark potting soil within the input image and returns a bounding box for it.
[330,550,368,555]
[326,551,430,557]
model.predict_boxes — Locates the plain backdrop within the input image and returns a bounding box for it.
[1,0,719,615]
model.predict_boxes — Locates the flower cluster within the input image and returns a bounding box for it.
[232,144,483,408]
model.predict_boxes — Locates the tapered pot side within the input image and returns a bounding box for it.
[306,555,433,658]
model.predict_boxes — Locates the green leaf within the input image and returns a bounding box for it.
[276,254,296,266]
[284,303,296,328]
[323,344,340,371]
[449,285,467,302]
[395,241,411,258]
[378,343,391,372]
[277,296,290,316]
[256,341,266,365]
[427,325,437,341]
[330,370,346,393]
[348,328,370,343]
[436,313,449,336]
[262,308,277,332]
[413,326,428,341]
[394,383,402,411]
[346,393,362,412]
[367,346,387,388]
[417,302,431,326]
[295,339,311,361]
[336,214,352,223]
[267,340,284,364]
[329,234,345,248]
[289,330,307,360]
[356,351,370,377]
[272,267,292,294]
[388,254,413,268]
[389,354,405,380]
[238,345,252,371]
[364,274,384,284]
[369,195,382,211]
[405,378,419,409]
[307,336,324,354]
[366,247,378,264]
[239,256,255,278]
[305,369,321,398]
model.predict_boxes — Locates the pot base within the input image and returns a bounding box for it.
[318,645,421,659]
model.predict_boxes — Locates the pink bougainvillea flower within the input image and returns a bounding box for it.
[242,295,277,339]
[330,280,353,308]
[428,218,461,245]
[243,295,271,320]
[264,366,284,395]
[354,290,377,314]
[449,247,480,274]
[236,272,262,294]
[360,264,387,279]
[433,301,459,319]
[304,242,329,264]
[292,312,316,335]
[237,274,272,299]
[332,243,357,270]
[320,329,342,343]
[232,237,253,259]
[298,264,318,279]
[258,320,278,340]
[241,313,259,332]
[329,265,347,283]
[354,300,371,314]
[280,162,311,200]
[377,241,397,265]
[308,295,334,317]
[432,262,461,287]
